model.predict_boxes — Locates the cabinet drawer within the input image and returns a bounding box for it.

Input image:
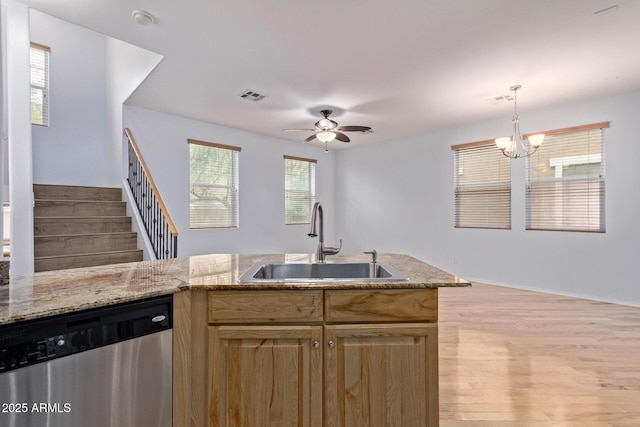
[208,290,323,323]
[325,289,437,323]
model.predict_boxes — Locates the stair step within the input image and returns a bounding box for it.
[34,200,127,217]
[34,217,132,236]
[34,184,122,202]
[31,183,146,272]
[34,250,143,272]
[34,232,138,257]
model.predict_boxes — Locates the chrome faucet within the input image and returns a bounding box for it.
[308,202,341,262]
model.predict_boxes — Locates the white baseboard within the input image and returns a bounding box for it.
[460,275,640,308]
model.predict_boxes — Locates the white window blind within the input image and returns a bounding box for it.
[30,42,50,127]
[526,122,608,232]
[452,142,511,229]
[188,139,240,229]
[284,155,316,225]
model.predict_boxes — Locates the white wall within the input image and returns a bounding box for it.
[105,38,162,186]
[4,0,34,276]
[123,105,336,256]
[29,11,111,186]
[335,90,640,306]
[27,12,162,187]
[1,0,6,240]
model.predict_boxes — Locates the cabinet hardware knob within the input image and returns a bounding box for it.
[313,341,320,349]
[328,340,335,348]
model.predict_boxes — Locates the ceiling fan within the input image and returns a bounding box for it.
[283,110,372,147]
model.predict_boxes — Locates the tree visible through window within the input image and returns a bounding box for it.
[30,42,50,126]
[284,155,316,225]
[188,139,240,228]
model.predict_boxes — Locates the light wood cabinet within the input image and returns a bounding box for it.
[208,325,323,427]
[208,290,323,323]
[324,324,438,427]
[174,288,439,426]
[324,288,438,323]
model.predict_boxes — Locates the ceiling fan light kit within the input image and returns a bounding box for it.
[495,85,544,159]
[317,116,336,130]
[283,109,372,151]
[317,131,337,143]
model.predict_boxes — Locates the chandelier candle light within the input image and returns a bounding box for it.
[495,85,544,159]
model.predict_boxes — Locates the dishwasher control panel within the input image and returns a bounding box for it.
[0,295,172,374]
[1,332,92,371]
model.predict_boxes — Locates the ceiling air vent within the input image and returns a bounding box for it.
[495,94,514,102]
[238,90,266,102]
[488,93,514,105]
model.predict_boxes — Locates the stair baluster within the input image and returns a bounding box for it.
[125,129,178,259]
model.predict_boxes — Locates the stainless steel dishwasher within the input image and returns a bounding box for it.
[0,295,172,427]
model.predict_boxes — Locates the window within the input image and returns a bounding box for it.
[526,122,608,232]
[452,141,511,229]
[284,155,316,224]
[188,139,240,228]
[30,42,50,126]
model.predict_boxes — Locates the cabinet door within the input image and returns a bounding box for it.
[208,325,323,427]
[324,323,438,427]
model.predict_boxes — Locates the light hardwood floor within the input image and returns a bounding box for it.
[438,283,640,426]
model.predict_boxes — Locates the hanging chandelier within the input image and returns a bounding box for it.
[495,85,544,159]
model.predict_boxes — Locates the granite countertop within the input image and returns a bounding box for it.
[0,253,469,326]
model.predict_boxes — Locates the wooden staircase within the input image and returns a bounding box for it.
[34,184,143,272]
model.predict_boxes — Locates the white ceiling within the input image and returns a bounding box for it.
[17,0,640,149]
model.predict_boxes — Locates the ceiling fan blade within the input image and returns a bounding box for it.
[334,132,351,143]
[336,126,371,132]
[302,134,317,144]
[283,128,315,132]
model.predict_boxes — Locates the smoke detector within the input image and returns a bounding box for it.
[132,10,154,26]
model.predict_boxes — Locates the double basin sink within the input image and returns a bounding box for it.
[238,260,408,283]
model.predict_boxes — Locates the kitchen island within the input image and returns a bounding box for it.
[1,252,468,426]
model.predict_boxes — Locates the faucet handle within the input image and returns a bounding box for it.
[364,249,377,263]
[324,239,342,256]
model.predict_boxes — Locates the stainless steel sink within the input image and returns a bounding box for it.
[238,261,408,283]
